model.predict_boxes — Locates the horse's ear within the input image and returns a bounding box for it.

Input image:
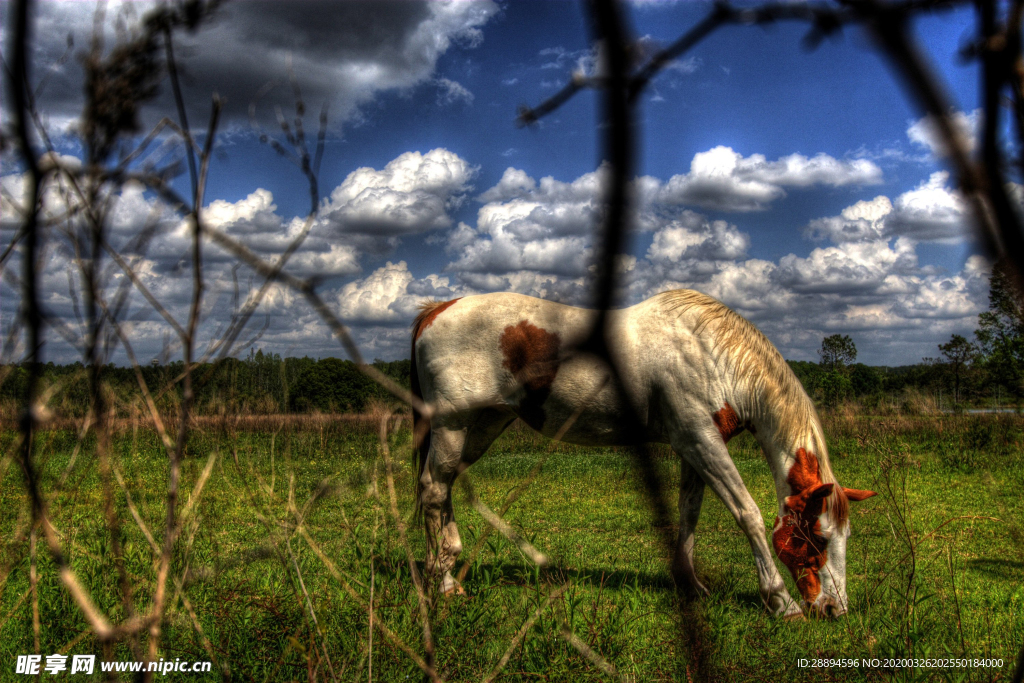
[807,483,833,502]
[843,487,877,502]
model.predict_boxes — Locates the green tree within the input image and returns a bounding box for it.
[291,358,378,413]
[850,363,882,396]
[817,334,857,407]
[975,263,1024,398]
[937,334,977,404]
[818,334,857,372]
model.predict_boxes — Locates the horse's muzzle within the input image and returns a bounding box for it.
[807,596,846,619]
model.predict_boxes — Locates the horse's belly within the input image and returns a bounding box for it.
[540,404,641,446]
[513,360,644,446]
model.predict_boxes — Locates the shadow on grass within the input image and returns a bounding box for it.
[434,560,681,592]
[966,557,1024,578]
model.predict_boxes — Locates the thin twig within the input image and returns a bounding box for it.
[461,477,548,567]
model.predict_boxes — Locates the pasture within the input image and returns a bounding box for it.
[1,412,1022,682]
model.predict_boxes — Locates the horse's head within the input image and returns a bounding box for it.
[772,448,876,617]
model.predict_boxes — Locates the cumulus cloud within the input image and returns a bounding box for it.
[320,148,476,236]
[197,190,361,276]
[805,196,893,243]
[887,172,970,241]
[775,238,919,294]
[448,166,604,277]
[621,233,990,364]
[805,172,969,244]
[336,261,470,323]
[907,109,979,159]
[654,146,882,211]
[447,158,889,308]
[639,214,751,286]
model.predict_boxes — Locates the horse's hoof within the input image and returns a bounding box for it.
[440,574,465,596]
[682,583,710,600]
[442,584,466,597]
[783,609,806,622]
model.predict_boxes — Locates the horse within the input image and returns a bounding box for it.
[410,289,875,618]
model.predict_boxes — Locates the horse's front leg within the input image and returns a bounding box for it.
[674,434,802,619]
[673,459,710,598]
[419,427,465,595]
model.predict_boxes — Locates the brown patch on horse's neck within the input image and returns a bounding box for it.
[787,447,822,495]
[412,298,461,342]
[500,320,561,429]
[712,402,744,443]
[787,446,849,528]
[773,446,835,604]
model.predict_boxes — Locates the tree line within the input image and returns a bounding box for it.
[0,350,412,417]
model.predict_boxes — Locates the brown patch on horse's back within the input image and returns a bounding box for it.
[500,320,561,429]
[412,298,461,342]
[500,320,560,388]
[712,402,743,443]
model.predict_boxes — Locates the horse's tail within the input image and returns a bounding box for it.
[411,329,429,522]
[410,299,461,522]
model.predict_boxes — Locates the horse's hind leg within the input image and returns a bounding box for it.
[673,459,710,598]
[420,409,515,594]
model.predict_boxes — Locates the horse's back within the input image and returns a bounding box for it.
[413,291,722,444]
[413,293,592,411]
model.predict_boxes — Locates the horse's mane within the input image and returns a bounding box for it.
[657,289,849,527]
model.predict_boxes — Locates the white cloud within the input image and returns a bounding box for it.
[805,196,893,243]
[478,167,537,203]
[647,219,749,264]
[1,147,478,365]
[537,45,599,77]
[701,259,796,315]
[336,261,470,323]
[664,56,701,74]
[205,189,281,233]
[655,146,882,212]
[321,148,476,236]
[449,166,604,277]
[637,216,751,287]
[776,238,919,294]
[907,109,979,159]
[805,172,969,244]
[435,78,475,106]
[887,172,968,242]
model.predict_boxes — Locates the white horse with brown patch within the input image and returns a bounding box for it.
[411,290,875,618]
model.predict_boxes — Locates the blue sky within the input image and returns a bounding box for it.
[1,0,1006,366]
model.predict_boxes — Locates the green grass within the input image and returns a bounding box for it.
[1,414,1022,681]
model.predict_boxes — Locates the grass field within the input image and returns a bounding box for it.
[1,412,1022,682]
